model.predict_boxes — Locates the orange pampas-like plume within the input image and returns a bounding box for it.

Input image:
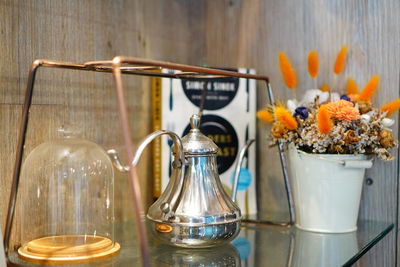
[317,105,333,134]
[308,50,319,78]
[278,52,297,89]
[274,106,298,130]
[320,84,330,92]
[381,99,400,117]
[334,46,348,74]
[257,110,274,123]
[358,74,379,101]
[346,77,358,95]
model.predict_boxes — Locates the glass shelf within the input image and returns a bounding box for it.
[9,220,393,267]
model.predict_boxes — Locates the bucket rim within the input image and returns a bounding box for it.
[289,144,371,160]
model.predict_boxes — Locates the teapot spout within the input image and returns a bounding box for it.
[107,130,184,172]
[231,139,255,202]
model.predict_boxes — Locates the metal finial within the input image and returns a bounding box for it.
[190,114,201,129]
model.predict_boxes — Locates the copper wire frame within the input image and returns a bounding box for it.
[4,57,295,267]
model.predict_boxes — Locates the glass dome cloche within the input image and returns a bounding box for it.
[17,126,120,265]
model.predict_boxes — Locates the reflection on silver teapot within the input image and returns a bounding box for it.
[109,114,243,248]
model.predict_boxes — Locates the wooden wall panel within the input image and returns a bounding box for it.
[203,0,400,265]
[0,0,143,249]
[142,0,206,65]
[0,0,206,250]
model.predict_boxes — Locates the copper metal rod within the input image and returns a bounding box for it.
[86,61,240,79]
[4,60,40,257]
[111,56,270,81]
[111,58,150,267]
[7,59,173,79]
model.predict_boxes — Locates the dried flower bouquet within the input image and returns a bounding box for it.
[258,46,399,160]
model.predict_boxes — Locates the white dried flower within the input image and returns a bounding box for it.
[287,99,298,113]
[361,114,371,123]
[300,89,329,105]
[382,118,395,128]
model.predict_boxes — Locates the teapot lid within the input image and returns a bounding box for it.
[181,114,219,155]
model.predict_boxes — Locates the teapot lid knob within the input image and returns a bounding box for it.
[190,114,201,130]
[181,113,219,154]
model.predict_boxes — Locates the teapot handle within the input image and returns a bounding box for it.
[107,130,184,172]
[231,139,255,202]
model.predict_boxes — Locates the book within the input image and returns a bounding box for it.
[152,68,257,216]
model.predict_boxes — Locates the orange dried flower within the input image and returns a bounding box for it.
[380,130,395,148]
[346,77,358,95]
[334,45,348,74]
[358,100,372,114]
[257,109,274,123]
[317,105,333,134]
[271,122,288,138]
[348,94,359,102]
[358,74,379,101]
[278,52,297,89]
[274,106,298,130]
[308,50,319,78]
[320,83,330,92]
[381,98,400,117]
[325,100,360,121]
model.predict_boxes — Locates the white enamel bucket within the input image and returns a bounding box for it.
[288,144,373,233]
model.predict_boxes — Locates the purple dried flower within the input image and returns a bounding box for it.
[340,94,351,102]
[294,106,308,120]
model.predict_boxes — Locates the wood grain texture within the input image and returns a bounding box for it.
[203,0,399,265]
[0,0,206,250]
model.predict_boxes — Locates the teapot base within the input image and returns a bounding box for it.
[148,220,241,248]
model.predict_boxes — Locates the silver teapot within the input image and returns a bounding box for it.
[147,114,241,248]
[109,114,242,248]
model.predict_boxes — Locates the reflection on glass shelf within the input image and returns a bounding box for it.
[9,220,393,267]
[152,244,240,266]
[291,229,358,266]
